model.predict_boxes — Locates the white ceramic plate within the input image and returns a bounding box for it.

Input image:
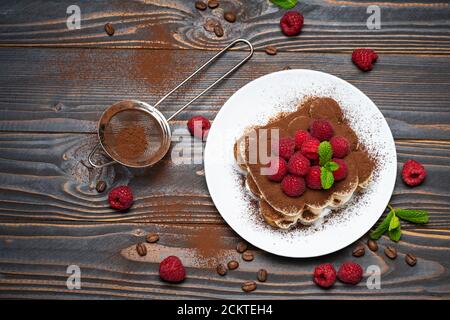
[204,70,396,258]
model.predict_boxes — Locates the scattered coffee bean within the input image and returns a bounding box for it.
[216,263,227,276]
[146,233,159,243]
[257,269,268,282]
[405,253,417,266]
[265,46,277,56]
[241,281,257,292]
[352,245,365,257]
[208,0,219,9]
[104,23,115,36]
[227,260,239,270]
[136,243,147,256]
[203,18,218,32]
[214,24,224,37]
[242,251,254,262]
[224,11,236,23]
[367,239,378,252]
[195,1,207,10]
[236,241,248,253]
[95,180,107,193]
[384,246,397,259]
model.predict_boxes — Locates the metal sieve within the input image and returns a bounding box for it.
[88,39,253,168]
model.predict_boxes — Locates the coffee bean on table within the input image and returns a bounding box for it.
[224,12,236,23]
[216,264,227,276]
[242,251,254,262]
[146,233,159,243]
[384,246,397,259]
[236,241,248,253]
[104,23,115,36]
[257,269,268,282]
[136,243,147,256]
[214,24,224,37]
[227,260,239,270]
[352,245,365,257]
[203,18,218,32]
[195,1,207,10]
[265,46,277,55]
[405,253,417,266]
[95,180,107,193]
[367,239,378,251]
[241,281,257,292]
[208,0,219,9]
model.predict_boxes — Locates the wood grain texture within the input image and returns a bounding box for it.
[0,0,450,54]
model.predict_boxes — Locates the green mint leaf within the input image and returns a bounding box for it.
[318,141,333,166]
[388,225,402,242]
[324,161,339,172]
[320,167,334,190]
[395,209,429,224]
[269,0,298,9]
[389,214,400,231]
[370,209,395,240]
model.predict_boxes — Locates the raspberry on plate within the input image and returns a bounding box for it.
[275,137,296,160]
[281,175,306,197]
[402,159,426,187]
[306,166,322,189]
[294,129,311,150]
[280,11,304,36]
[267,157,288,182]
[332,158,348,181]
[337,262,363,285]
[187,115,211,139]
[159,256,186,283]
[313,263,336,288]
[300,137,320,160]
[352,48,378,71]
[287,152,310,176]
[108,185,134,211]
[330,136,350,158]
[310,119,334,141]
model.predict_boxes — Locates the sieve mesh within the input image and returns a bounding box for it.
[101,109,165,167]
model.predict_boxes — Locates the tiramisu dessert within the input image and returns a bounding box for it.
[234,97,374,229]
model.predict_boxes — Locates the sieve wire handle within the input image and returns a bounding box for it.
[88,143,116,168]
[153,39,254,121]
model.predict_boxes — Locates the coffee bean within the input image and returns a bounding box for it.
[241,281,257,292]
[242,251,254,262]
[146,233,159,243]
[224,11,236,23]
[195,1,207,10]
[203,18,218,32]
[104,23,115,36]
[95,180,107,193]
[227,260,239,270]
[136,243,147,256]
[236,241,248,253]
[405,253,417,266]
[208,0,219,9]
[265,46,277,56]
[352,245,365,257]
[367,239,378,252]
[384,246,397,259]
[216,264,227,276]
[257,269,268,282]
[214,25,224,37]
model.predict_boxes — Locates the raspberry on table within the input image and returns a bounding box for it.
[108,185,134,211]
[159,256,186,283]
[313,263,337,288]
[267,157,288,182]
[306,166,322,189]
[301,137,320,160]
[330,136,350,158]
[187,115,211,140]
[287,152,310,176]
[337,262,363,285]
[275,136,296,160]
[280,11,304,36]
[352,48,378,71]
[401,159,426,187]
[310,119,334,141]
[332,158,348,181]
[294,129,311,150]
[281,175,306,197]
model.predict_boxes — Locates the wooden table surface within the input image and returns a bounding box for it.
[0,0,449,299]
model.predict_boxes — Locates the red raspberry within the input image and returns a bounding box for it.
[187,116,211,140]
[330,136,350,158]
[288,152,310,176]
[306,166,322,190]
[401,159,426,187]
[281,175,306,197]
[280,11,304,36]
[159,256,186,283]
[337,262,363,285]
[313,263,336,288]
[294,129,311,150]
[275,137,295,160]
[300,137,320,160]
[267,157,288,182]
[332,158,348,181]
[310,119,334,141]
[108,185,133,211]
[352,48,378,71]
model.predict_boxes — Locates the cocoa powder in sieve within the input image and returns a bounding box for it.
[112,126,148,160]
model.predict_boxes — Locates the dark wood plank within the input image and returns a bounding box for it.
[0,221,448,299]
[0,48,449,140]
[1,0,449,54]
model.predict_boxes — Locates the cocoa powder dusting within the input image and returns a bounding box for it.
[188,225,228,268]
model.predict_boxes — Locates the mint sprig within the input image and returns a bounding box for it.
[269,0,298,9]
[318,141,338,189]
[318,141,332,166]
[320,167,334,190]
